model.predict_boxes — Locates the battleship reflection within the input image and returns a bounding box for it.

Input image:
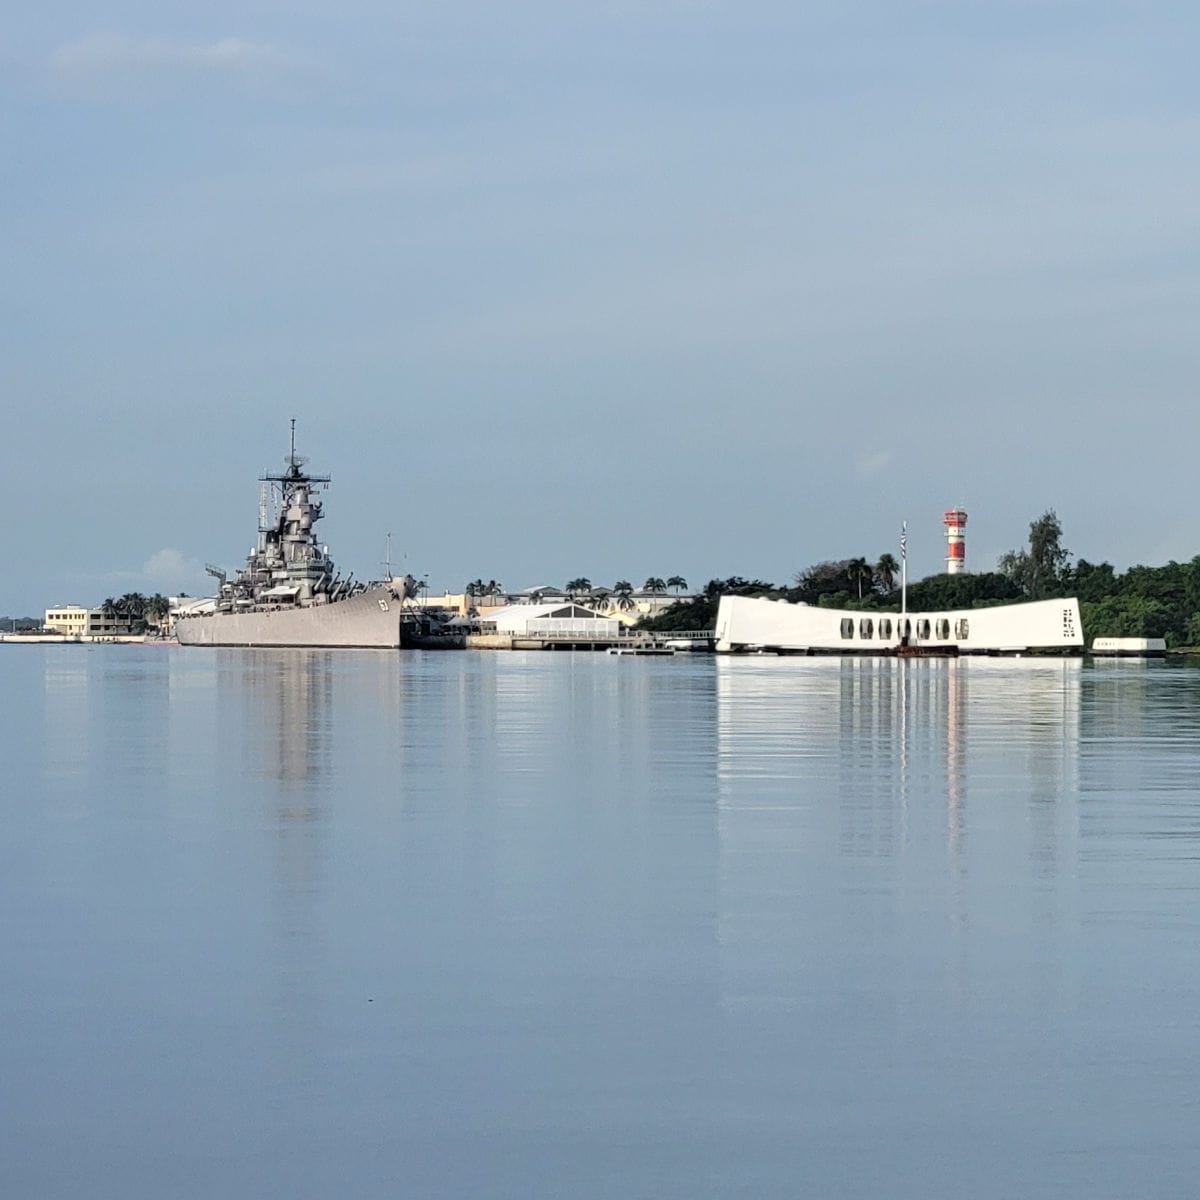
[252,649,336,789]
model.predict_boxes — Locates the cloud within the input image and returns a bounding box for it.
[76,548,206,599]
[140,547,206,593]
[856,450,893,479]
[50,33,303,90]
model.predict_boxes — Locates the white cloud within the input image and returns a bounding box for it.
[856,450,893,479]
[50,33,301,86]
[140,547,206,593]
[77,548,206,599]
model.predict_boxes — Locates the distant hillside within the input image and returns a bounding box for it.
[1,615,41,631]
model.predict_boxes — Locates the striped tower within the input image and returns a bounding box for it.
[943,508,967,574]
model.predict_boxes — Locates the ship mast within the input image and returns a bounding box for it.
[256,421,331,591]
[258,482,269,553]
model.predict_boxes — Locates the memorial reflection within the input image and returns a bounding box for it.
[715,656,1082,850]
[1078,660,1200,863]
[713,656,1083,1006]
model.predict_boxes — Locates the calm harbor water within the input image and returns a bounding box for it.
[3,647,1199,1198]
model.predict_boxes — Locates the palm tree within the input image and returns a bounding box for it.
[485,580,502,603]
[667,575,688,595]
[847,559,873,601]
[119,592,146,619]
[642,577,666,594]
[612,580,635,611]
[565,577,592,596]
[145,593,170,625]
[115,592,147,632]
[875,553,899,594]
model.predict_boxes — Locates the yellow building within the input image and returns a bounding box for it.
[44,605,88,637]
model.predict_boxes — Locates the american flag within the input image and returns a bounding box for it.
[900,522,907,561]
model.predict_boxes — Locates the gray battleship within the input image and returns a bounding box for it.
[176,426,413,648]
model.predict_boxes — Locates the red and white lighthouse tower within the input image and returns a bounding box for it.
[943,508,967,575]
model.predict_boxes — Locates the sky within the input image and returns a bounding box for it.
[3,1,1199,613]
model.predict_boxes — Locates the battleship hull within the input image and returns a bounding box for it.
[176,582,409,649]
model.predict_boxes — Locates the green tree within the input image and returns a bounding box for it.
[999,510,1071,599]
[667,575,688,594]
[903,572,1022,612]
[640,578,778,632]
[875,554,898,594]
[847,557,873,600]
[1081,596,1170,640]
[793,560,870,604]
[1185,612,1200,647]
[1064,559,1117,602]
[702,576,775,598]
[145,593,170,627]
[565,577,592,595]
[642,577,666,593]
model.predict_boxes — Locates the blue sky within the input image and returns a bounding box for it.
[3,2,1198,612]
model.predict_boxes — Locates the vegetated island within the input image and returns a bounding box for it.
[638,511,1200,651]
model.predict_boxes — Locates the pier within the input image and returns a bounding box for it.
[465,629,714,652]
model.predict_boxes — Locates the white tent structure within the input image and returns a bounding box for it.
[481,602,619,638]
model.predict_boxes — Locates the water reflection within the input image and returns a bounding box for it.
[713,656,1083,1008]
[11,648,1200,1196]
[41,646,174,809]
[715,656,1082,848]
[1078,660,1200,868]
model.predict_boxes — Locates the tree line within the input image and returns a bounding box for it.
[99,593,172,632]
[463,577,689,606]
[1,615,41,631]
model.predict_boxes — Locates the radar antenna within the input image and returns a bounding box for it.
[261,419,326,486]
[287,417,309,470]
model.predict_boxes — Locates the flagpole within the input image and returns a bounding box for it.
[900,521,908,619]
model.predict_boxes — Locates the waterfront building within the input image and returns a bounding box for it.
[86,608,138,639]
[43,606,88,637]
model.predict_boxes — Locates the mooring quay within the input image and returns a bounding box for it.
[465,630,714,652]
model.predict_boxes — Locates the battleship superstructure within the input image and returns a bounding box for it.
[175,425,414,648]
